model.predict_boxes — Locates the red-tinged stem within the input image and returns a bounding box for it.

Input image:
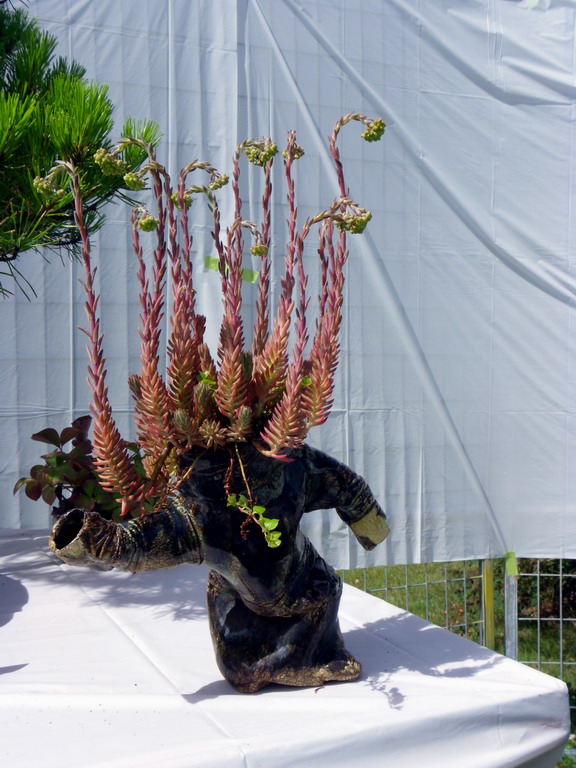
[283,132,298,305]
[166,171,200,414]
[149,167,168,313]
[252,159,272,357]
[176,173,196,324]
[329,112,374,199]
[232,148,243,259]
[70,165,142,512]
[131,170,174,472]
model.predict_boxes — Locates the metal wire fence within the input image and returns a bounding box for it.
[340,558,576,735]
[514,560,576,734]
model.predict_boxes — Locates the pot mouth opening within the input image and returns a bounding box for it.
[52,508,85,549]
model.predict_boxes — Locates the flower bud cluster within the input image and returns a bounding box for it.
[208,173,229,191]
[33,175,65,202]
[361,118,386,143]
[171,191,193,210]
[245,140,278,166]
[94,147,126,176]
[123,172,146,191]
[250,243,268,257]
[137,213,159,232]
[235,405,252,433]
[173,409,191,431]
[282,143,305,160]
[336,208,372,234]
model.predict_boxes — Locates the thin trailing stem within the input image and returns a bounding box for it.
[226,445,281,547]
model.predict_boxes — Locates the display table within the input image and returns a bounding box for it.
[0,530,569,768]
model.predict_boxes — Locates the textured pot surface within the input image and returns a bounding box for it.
[50,444,389,692]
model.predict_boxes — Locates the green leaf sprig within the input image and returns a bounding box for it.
[226,444,282,548]
[226,493,281,548]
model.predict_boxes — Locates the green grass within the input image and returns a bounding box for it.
[340,561,488,644]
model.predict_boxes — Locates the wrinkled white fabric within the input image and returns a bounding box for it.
[1,0,575,566]
[0,532,570,768]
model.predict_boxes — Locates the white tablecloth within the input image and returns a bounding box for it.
[0,530,569,768]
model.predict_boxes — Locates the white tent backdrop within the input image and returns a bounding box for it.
[1,0,575,568]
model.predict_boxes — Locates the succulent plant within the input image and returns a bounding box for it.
[18,112,385,531]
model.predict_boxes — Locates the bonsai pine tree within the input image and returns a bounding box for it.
[0,4,158,295]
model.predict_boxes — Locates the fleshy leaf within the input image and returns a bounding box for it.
[31,428,61,447]
[59,426,81,445]
[260,517,279,531]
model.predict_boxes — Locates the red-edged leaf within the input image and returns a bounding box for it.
[29,464,44,480]
[71,415,92,438]
[59,427,81,446]
[41,485,57,504]
[13,477,28,494]
[25,481,42,501]
[31,428,61,447]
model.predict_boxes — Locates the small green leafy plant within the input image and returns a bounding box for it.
[13,415,143,520]
[226,494,281,548]
[224,444,281,547]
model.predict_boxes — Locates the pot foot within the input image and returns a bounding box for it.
[230,653,361,693]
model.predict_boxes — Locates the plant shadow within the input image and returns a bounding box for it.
[0,573,29,627]
[2,536,503,707]
[51,560,211,622]
[345,610,502,708]
[186,606,503,706]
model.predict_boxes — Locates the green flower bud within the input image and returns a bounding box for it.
[361,118,386,143]
[171,191,192,210]
[138,215,159,232]
[282,143,305,160]
[245,140,278,166]
[336,209,372,234]
[94,147,126,175]
[208,173,229,191]
[33,175,65,202]
[250,244,268,257]
[123,172,146,191]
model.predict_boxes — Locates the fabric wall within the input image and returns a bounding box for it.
[2,0,575,568]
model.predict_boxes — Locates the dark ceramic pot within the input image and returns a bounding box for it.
[50,443,389,692]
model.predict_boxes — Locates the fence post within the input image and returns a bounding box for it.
[482,559,495,650]
[504,553,518,659]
